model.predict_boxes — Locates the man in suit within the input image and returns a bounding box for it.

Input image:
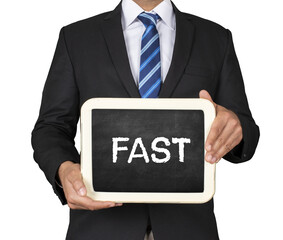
[32,0,259,239]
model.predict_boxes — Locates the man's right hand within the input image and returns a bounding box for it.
[58,161,122,210]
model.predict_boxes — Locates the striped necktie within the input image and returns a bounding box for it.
[138,12,161,98]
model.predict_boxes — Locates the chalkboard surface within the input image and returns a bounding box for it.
[92,109,204,193]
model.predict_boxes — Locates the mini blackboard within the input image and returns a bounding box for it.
[81,98,215,203]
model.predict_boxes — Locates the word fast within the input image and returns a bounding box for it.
[112,137,191,164]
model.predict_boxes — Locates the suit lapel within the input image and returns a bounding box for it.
[159,5,195,98]
[101,3,141,98]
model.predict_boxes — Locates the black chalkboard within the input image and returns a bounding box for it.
[92,109,204,193]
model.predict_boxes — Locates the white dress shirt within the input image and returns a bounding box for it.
[121,0,176,86]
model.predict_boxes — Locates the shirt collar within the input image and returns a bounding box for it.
[121,0,175,30]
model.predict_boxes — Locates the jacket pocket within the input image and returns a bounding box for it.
[172,65,218,98]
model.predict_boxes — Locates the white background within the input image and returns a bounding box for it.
[1,0,282,239]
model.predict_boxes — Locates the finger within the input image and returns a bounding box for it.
[208,122,232,157]
[70,195,120,211]
[199,90,220,152]
[219,125,242,160]
[199,90,216,108]
[67,167,87,197]
[205,115,226,153]
[87,200,121,211]
[68,202,89,210]
[68,201,123,210]
[212,136,240,163]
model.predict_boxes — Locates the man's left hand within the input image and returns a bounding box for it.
[199,90,243,163]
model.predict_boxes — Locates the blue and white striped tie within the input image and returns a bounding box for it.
[138,13,161,98]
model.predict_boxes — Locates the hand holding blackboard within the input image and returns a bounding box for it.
[199,90,243,164]
[81,98,215,204]
[57,161,123,210]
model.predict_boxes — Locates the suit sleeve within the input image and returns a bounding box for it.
[31,27,80,204]
[215,29,260,163]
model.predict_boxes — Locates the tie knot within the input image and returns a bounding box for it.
[138,12,160,27]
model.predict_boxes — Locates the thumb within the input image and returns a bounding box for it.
[73,177,87,197]
[68,167,87,197]
[199,90,216,107]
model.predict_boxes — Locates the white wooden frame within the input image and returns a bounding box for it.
[81,98,216,204]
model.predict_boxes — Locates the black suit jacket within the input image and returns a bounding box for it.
[32,2,259,239]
